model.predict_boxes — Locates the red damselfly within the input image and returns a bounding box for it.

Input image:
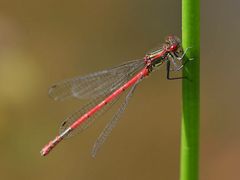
[40,35,189,157]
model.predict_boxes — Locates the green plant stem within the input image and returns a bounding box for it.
[180,0,200,179]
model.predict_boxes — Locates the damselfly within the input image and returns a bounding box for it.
[40,35,189,157]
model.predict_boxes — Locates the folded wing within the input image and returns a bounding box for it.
[49,59,145,101]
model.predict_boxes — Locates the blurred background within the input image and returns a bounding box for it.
[0,0,239,179]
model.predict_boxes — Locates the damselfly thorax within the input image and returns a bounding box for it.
[145,35,184,73]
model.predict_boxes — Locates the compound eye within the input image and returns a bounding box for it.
[169,44,177,51]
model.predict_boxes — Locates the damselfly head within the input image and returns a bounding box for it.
[165,35,183,57]
[165,35,181,46]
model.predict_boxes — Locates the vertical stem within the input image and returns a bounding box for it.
[180,0,200,179]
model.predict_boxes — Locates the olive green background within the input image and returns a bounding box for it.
[0,0,239,180]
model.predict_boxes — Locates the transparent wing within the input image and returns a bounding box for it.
[91,77,141,157]
[59,61,145,138]
[59,93,122,138]
[49,59,145,101]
